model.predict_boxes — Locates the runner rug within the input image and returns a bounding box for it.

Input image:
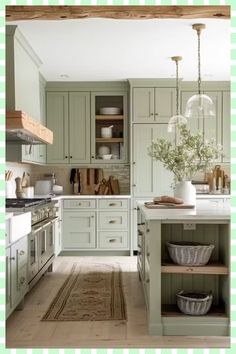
[41,262,127,321]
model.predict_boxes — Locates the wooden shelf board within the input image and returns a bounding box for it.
[161,262,228,275]
[162,304,227,318]
[96,138,124,143]
[96,115,124,120]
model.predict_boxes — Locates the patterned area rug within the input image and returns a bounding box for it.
[42,262,127,321]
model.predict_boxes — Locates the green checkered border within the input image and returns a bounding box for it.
[1,0,234,353]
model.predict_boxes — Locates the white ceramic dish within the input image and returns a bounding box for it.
[102,154,112,160]
[99,107,121,115]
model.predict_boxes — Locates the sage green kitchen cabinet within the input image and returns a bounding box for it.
[63,211,96,249]
[69,92,90,164]
[132,124,174,197]
[137,206,230,336]
[47,91,90,164]
[6,247,11,318]
[91,92,128,163]
[132,87,176,123]
[62,198,130,253]
[46,92,69,163]
[222,91,230,163]
[6,236,28,319]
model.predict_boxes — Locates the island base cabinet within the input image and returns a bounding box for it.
[137,210,230,336]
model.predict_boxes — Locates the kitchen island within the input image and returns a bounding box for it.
[137,201,230,336]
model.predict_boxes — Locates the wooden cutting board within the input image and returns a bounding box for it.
[145,202,195,209]
[109,176,120,195]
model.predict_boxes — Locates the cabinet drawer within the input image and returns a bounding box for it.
[98,211,128,230]
[64,199,96,209]
[99,231,128,249]
[98,199,128,209]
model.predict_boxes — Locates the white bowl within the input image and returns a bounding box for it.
[99,107,121,115]
[102,154,112,160]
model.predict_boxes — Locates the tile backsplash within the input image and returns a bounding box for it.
[30,164,130,195]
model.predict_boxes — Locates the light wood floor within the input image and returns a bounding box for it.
[6,256,230,348]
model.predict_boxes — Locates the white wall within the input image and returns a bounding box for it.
[5,162,32,198]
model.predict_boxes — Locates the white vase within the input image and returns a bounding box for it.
[174,181,196,205]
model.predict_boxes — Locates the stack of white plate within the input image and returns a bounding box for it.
[99,107,121,115]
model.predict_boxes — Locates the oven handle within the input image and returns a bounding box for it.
[31,225,43,235]
[50,216,59,224]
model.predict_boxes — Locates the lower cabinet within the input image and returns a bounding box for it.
[6,236,28,319]
[63,211,96,249]
[62,198,130,252]
[137,208,230,336]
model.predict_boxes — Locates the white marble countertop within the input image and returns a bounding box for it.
[138,200,230,222]
[35,194,131,200]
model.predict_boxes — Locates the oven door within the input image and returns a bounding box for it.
[28,225,41,282]
[38,217,58,269]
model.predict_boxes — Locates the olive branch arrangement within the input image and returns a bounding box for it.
[148,124,222,183]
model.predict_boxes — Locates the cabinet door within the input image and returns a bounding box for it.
[47,92,69,163]
[154,88,176,123]
[6,247,11,317]
[222,91,230,163]
[69,92,90,163]
[133,88,155,123]
[10,237,28,308]
[63,211,96,249]
[91,92,128,163]
[132,124,174,197]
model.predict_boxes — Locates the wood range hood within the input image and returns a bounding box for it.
[6,111,53,145]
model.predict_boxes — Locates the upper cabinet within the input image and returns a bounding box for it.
[133,87,176,123]
[47,91,91,164]
[46,83,128,165]
[91,92,128,163]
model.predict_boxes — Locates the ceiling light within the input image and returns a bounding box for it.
[168,56,187,133]
[185,23,215,119]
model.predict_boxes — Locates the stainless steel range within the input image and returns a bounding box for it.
[6,198,58,289]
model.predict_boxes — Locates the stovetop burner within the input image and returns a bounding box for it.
[6,198,52,208]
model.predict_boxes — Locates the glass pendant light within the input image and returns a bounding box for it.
[168,56,187,133]
[185,23,215,119]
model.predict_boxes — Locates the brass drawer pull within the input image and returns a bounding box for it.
[109,239,117,243]
[109,203,117,206]
[146,278,150,283]
[147,252,150,257]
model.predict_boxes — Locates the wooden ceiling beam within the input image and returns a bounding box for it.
[6,6,230,21]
